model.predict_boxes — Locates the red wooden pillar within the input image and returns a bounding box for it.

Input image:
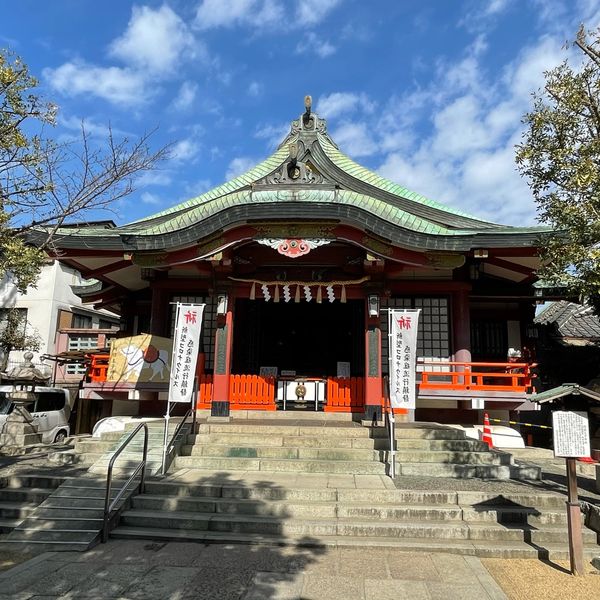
[364,296,383,422]
[452,287,472,363]
[211,294,234,416]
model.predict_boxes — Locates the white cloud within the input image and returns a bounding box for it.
[248,81,263,97]
[226,156,256,180]
[296,33,336,58]
[59,115,126,138]
[331,122,378,157]
[141,191,162,205]
[44,61,149,106]
[296,0,342,26]
[316,92,376,119]
[195,0,283,30]
[109,4,198,74]
[137,171,173,187]
[255,122,289,149]
[172,81,198,110]
[194,0,341,30]
[171,138,201,162]
[370,30,580,225]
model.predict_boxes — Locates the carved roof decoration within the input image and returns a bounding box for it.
[29,98,550,254]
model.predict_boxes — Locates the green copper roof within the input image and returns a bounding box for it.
[35,108,550,252]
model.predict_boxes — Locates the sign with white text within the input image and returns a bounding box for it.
[552,411,590,458]
[389,309,420,409]
[168,303,205,403]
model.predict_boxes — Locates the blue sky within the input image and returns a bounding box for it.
[2,0,599,227]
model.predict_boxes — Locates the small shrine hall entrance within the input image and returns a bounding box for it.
[232,298,365,378]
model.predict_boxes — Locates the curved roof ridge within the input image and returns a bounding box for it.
[124,145,289,227]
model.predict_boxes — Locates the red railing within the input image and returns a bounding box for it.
[88,353,110,382]
[196,374,213,409]
[325,377,365,412]
[229,374,276,410]
[418,361,536,394]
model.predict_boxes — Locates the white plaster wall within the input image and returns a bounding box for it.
[0,261,117,365]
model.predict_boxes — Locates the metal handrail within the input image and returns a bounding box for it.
[161,408,195,475]
[102,422,148,543]
[383,376,396,479]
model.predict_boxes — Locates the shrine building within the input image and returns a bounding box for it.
[37,99,548,429]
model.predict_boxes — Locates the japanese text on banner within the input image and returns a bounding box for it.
[389,309,420,410]
[168,303,205,404]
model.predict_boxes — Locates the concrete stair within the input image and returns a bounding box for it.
[0,420,189,552]
[111,479,600,559]
[0,475,65,533]
[176,420,541,480]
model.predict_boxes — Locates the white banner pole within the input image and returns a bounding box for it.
[163,302,182,475]
[387,308,396,478]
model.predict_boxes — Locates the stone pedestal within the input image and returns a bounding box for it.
[0,396,42,448]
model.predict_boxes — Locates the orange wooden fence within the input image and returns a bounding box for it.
[419,361,536,393]
[196,374,213,409]
[229,374,276,410]
[325,377,365,412]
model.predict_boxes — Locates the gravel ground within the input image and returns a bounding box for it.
[483,558,600,600]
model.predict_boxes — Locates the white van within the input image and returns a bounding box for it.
[0,386,71,444]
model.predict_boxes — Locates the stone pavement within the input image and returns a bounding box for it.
[0,539,507,600]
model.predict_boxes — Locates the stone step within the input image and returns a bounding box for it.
[0,539,91,552]
[392,450,510,465]
[466,523,597,544]
[144,481,340,502]
[455,491,567,509]
[397,463,512,479]
[462,506,570,526]
[373,427,467,440]
[120,510,471,538]
[23,516,104,530]
[182,444,379,461]
[0,517,22,533]
[187,433,378,449]
[0,501,38,519]
[174,456,387,475]
[198,423,371,437]
[34,506,105,518]
[0,475,67,489]
[9,527,99,543]
[0,488,53,503]
[48,451,102,465]
[393,439,490,451]
[131,495,466,521]
[109,526,600,560]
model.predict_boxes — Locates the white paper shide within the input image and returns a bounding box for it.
[168,303,205,403]
[389,309,420,409]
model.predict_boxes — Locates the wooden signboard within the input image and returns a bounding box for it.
[552,411,591,458]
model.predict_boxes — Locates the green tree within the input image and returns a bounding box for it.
[0,49,169,293]
[0,309,41,372]
[516,26,600,313]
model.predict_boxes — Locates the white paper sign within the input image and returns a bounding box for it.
[552,411,590,458]
[168,303,205,403]
[389,309,420,409]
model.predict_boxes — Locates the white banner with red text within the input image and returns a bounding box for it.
[388,308,421,410]
[168,303,205,403]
